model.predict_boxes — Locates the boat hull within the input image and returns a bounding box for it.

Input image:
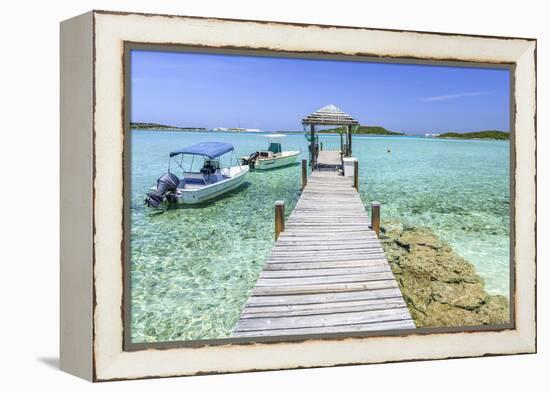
[254,151,300,170]
[177,166,249,204]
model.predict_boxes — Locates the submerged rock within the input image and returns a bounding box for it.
[380,223,509,328]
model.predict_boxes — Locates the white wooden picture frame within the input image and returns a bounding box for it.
[60,10,536,381]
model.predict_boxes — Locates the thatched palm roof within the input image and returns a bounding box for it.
[301,104,359,126]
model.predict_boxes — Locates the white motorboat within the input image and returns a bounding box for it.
[145,142,249,207]
[241,134,300,170]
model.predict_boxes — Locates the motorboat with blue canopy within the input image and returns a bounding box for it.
[145,141,249,207]
[169,141,234,159]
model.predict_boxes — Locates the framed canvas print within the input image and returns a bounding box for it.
[60,10,537,381]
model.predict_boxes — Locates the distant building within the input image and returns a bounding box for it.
[213,127,262,133]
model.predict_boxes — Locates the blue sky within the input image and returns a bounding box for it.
[130,50,510,134]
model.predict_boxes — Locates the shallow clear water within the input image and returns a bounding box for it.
[130,131,509,343]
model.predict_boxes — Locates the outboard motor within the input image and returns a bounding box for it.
[241,151,260,169]
[145,172,180,208]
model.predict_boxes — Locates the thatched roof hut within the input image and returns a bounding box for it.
[302,104,359,126]
[302,105,359,167]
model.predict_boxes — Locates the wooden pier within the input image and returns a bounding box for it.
[233,171,415,338]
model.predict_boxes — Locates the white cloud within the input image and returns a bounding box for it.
[419,92,489,102]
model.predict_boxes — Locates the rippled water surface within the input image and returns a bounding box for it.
[130,131,509,343]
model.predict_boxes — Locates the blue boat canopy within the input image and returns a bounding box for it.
[169,142,234,159]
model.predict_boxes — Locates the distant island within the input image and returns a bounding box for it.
[132,122,403,136]
[131,122,206,131]
[436,130,509,140]
[130,122,263,133]
[132,122,509,140]
[321,125,404,136]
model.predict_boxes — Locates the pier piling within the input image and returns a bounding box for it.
[275,200,285,240]
[353,160,359,190]
[371,201,380,237]
[301,159,308,190]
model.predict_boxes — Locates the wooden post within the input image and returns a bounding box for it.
[275,200,285,240]
[347,125,352,157]
[310,124,316,167]
[320,141,323,151]
[340,132,344,154]
[353,160,359,190]
[343,130,348,156]
[301,159,307,190]
[371,201,380,237]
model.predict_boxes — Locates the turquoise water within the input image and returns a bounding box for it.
[130,130,509,343]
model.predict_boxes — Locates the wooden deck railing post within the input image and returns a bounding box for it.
[301,159,307,190]
[320,141,324,151]
[275,200,285,240]
[353,160,359,190]
[371,201,380,237]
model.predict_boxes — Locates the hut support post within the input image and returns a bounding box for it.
[301,159,307,190]
[344,129,348,156]
[275,201,285,240]
[310,124,316,167]
[347,125,351,157]
[354,160,359,190]
[371,201,380,237]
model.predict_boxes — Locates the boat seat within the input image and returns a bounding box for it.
[201,160,220,175]
[183,172,206,184]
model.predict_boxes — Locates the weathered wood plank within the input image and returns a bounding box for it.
[241,298,406,318]
[272,245,384,253]
[242,296,404,313]
[232,319,416,337]
[267,253,388,263]
[263,259,389,270]
[259,265,391,278]
[256,271,396,287]
[277,233,377,240]
[276,237,379,245]
[286,221,371,226]
[284,226,373,232]
[287,215,370,220]
[276,238,376,245]
[245,288,404,307]
[271,243,384,250]
[269,251,387,258]
[234,308,411,332]
[269,253,386,260]
[251,279,398,296]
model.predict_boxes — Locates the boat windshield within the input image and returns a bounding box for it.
[268,142,282,154]
[169,146,243,177]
